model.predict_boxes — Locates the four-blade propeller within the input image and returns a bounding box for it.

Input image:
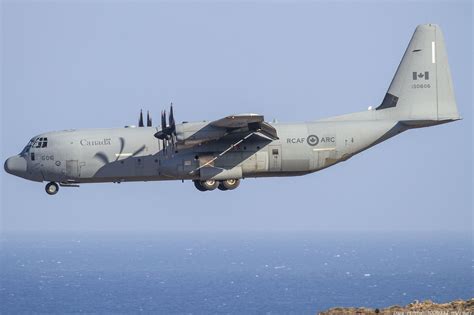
[154,104,176,141]
[152,104,177,153]
[136,104,177,154]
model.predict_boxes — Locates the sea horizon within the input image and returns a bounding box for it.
[1,230,472,314]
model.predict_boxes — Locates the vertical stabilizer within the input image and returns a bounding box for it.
[376,24,460,122]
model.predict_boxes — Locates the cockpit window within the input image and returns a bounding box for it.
[21,139,34,155]
[21,137,48,155]
[33,137,48,148]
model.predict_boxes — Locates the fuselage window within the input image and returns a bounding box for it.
[31,152,35,161]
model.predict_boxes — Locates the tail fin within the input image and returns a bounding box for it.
[376,24,460,123]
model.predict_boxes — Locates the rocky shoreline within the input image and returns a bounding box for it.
[319,298,474,315]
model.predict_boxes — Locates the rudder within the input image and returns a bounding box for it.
[376,24,460,122]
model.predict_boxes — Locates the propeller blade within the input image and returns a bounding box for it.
[161,110,167,130]
[160,110,167,152]
[169,103,175,131]
[138,110,144,127]
[147,111,152,127]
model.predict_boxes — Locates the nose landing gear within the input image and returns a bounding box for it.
[45,182,59,195]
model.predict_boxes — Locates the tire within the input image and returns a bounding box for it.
[194,180,207,192]
[200,180,218,191]
[45,182,59,195]
[221,179,240,190]
[218,182,228,191]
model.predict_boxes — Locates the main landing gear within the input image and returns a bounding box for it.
[194,179,240,192]
[45,182,59,195]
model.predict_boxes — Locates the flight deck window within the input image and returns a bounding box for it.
[21,139,35,155]
[34,137,48,148]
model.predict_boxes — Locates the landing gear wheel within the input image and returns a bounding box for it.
[221,179,240,191]
[194,180,207,192]
[45,182,59,195]
[218,183,228,191]
[201,180,218,191]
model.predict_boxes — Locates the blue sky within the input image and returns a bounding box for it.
[1,1,472,232]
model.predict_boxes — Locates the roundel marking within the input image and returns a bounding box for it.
[307,135,319,146]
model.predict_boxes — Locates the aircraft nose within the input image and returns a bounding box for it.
[4,155,27,177]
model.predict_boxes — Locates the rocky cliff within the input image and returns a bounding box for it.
[319,298,474,315]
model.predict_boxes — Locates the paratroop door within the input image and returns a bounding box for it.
[66,160,79,178]
[268,145,282,171]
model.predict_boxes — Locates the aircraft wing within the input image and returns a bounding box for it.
[154,110,279,174]
[175,113,278,147]
[209,114,278,140]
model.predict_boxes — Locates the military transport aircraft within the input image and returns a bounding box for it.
[4,24,460,195]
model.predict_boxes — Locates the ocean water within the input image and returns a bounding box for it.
[0,232,472,314]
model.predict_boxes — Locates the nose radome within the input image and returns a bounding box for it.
[4,155,27,177]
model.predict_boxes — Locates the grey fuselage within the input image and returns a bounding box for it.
[5,24,462,191]
[11,117,405,184]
